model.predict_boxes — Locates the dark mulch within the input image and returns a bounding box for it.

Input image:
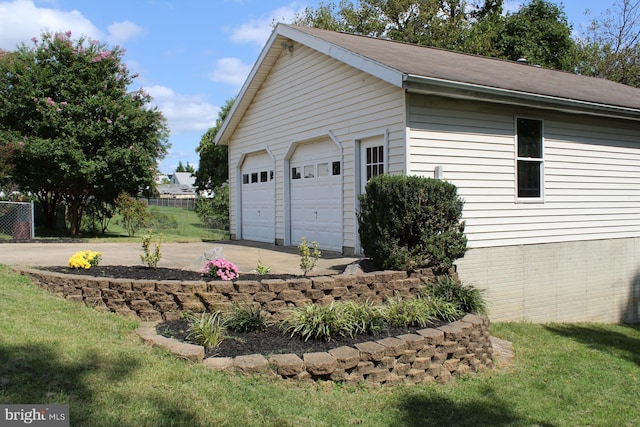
[41,265,300,282]
[156,319,439,359]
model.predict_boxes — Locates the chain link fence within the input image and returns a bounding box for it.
[0,201,35,240]
[144,198,195,210]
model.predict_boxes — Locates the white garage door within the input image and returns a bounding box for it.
[241,152,275,243]
[290,140,342,251]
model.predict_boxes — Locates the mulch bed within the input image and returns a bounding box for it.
[156,319,434,359]
[41,265,300,282]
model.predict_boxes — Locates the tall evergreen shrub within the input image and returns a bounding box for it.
[357,175,467,271]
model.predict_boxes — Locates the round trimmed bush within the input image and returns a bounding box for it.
[358,174,467,272]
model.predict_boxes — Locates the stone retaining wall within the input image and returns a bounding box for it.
[14,267,494,385]
[13,267,440,321]
[136,314,493,385]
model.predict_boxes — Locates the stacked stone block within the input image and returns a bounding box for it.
[203,314,492,385]
[15,268,430,321]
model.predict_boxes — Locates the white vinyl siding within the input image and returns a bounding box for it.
[407,94,640,248]
[228,44,405,251]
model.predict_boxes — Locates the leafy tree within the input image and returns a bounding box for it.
[195,184,229,230]
[0,31,169,235]
[115,192,150,237]
[496,0,577,71]
[294,0,576,71]
[194,98,233,194]
[175,161,196,173]
[575,0,640,87]
[0,50,16,190]
[294,0,503,50]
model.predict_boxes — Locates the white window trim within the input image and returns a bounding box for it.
[515,116,545,203]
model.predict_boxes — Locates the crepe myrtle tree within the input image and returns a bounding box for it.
[0,31,169,235]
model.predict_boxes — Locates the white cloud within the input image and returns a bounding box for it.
[209,57,252,87]
[146,85,220,134]
[228,4,304,46]
[106,20,145,45]
[503,0,520,15]
[0,0,102,50]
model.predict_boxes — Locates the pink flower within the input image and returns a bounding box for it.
[31,37,38,44]
[46,97,55,107]
[65,31,72,38]
[200,259,239,281]
[91,40,99,45]
[106,118,112,124]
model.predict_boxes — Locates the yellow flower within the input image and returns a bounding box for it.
[68,250,102,269]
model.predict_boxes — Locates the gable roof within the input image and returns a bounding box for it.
[217,24,640,145]
[171,172,196,187]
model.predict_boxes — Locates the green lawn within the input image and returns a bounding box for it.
[1,264,638,426]
[36,205,228,243]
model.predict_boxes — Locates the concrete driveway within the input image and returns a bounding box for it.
[0,240,361,276]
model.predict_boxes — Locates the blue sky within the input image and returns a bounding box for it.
[0,0,610,174]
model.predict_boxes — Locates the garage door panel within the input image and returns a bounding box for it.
[290,140,342,251]
[241,153,275,243]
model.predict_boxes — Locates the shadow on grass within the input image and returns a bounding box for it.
[392,386,557,427]
[543,324,640,366]
[0,343,200,425]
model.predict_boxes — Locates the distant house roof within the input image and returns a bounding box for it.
[156,184,196,197]
[171,172,196,187]
[217,24,640,145]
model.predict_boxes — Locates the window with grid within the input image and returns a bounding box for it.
[365,145,384,181]
[516,118,544,199]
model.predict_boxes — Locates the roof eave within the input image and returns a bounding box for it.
[276,25,404,87]
[215,26,285,146]
[405,74,640,122]
[215,24,405,146]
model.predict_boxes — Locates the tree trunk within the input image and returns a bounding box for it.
[38,197,58,230]
[67,198,84,236]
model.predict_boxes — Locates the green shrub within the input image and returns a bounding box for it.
[253,260,271,275]
[195,184,229,230]
[425,295,464,322]
[283,302,351,342]
[382,294,437,328]
[298,237,321,276]
[184,311,226,348]
[340,300,387,336]
[140,230,162,268]
[357,175,467,272]
[226,304,270,333]
[424,275,488,315]
[115,192,150,237]
[82,199,114,236]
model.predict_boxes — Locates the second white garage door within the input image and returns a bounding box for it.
[289,139,342,251]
